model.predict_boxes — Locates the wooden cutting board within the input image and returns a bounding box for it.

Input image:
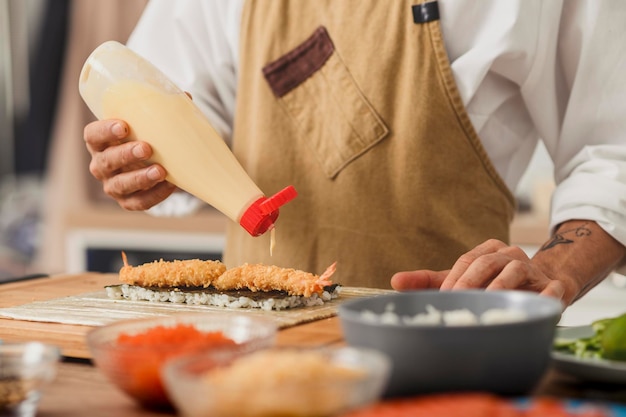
[0,272,392,358]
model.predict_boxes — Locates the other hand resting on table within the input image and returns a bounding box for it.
[391,221,626,307]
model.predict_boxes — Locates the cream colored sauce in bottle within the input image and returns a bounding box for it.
[100,80,263,223]
[79,41,296,237]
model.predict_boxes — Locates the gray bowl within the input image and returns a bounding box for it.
[338,290,562,398]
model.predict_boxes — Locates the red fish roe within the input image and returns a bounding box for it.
[113,323,237,409]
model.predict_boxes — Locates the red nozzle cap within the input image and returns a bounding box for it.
[239,186,298,236]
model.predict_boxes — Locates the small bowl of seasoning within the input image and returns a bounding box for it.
[0,342,60,417]
[86,313,277,410]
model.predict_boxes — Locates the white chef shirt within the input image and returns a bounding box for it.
[128,0,626,257]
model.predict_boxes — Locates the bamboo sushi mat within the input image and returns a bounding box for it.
[0,287,393,328]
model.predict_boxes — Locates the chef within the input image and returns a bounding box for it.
[84,0,626,306]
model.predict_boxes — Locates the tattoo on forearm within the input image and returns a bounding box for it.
[540,222,592,251]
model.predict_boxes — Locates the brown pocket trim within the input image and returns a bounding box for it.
[262,26,335,98]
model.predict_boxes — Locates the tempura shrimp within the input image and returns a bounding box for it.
[118,251,227,288]
[214,262,337,297]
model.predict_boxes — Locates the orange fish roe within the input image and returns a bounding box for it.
[117,324,236,348]
[113,323,237,409]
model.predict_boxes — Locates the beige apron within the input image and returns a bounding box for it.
[224,0,515,288]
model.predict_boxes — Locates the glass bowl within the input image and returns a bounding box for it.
[162,346,391,417]
[86,313,277,409]
[0,342,60,417]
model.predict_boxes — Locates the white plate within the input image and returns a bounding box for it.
[552,326,626,384]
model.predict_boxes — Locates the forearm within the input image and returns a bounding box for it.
[531,220,626,306]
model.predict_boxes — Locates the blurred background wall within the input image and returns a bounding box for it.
[1,0,63,278]
[0,0,150,280]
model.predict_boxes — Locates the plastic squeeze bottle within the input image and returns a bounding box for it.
[78,41,296,236]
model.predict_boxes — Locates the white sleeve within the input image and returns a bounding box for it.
[126,0,242,143]
[146,192,204,217]
[520,2,626,259]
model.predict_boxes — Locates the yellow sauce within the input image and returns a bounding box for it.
[269,227,276,256]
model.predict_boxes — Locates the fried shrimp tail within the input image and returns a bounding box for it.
[118,251,227,288]
[214,263,337,297]
[316,262,337,287]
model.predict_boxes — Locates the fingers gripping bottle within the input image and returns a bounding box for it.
[78,41,296,236]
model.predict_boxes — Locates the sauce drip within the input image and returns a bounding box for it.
[270,227,276,256]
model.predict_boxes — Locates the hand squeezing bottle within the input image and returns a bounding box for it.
[78,41,296,236]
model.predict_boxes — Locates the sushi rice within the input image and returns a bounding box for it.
[106,284,342,311]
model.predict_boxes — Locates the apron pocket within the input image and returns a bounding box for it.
[263,26,389,178]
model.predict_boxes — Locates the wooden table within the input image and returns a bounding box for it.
[0,274,624,416]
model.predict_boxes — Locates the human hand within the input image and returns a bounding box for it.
[83,119,176,210]
[390,239,566,301]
